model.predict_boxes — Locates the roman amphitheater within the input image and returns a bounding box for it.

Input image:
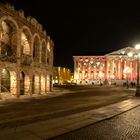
[0,3,54,99]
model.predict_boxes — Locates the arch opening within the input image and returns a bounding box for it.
[1,68,10,92]
[33,36,40,63]
[20,71,25,95]
[0,20,18,62]
[20,28,32,65]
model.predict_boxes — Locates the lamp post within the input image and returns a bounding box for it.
[135,44,140,96]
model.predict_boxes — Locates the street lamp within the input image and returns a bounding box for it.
[135,44,140,96]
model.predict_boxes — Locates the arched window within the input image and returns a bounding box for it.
[0,20,17,60]
[21,32,31,55]
[33,36,40,62]
[20,27,32,65]
[1,69,10,92]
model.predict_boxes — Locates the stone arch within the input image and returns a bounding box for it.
[33,33,41,63]
[0,68,10,92]
[0,16,19,62]
[41,39,47,64]
[0,16,19,30]
[20,71,31,95]
[10,71,17,95]
[20,26,32,55]
[41,74,45,94]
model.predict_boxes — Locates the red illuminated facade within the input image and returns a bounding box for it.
[73,47,139,85]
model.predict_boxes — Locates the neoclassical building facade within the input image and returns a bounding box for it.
[0,3,53,99]
[73,47,138,85]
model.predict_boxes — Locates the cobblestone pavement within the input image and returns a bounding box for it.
[50,105,140,140]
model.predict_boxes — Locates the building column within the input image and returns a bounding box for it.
[39,74,41,94]
[16,70,20,98]
[16,30,21,98]
[45,75,47,94]
[132,60,136,80]
[120,59,124,80]
[115,60,118,79]
[74,59,77,82]
[112,60,115,78]
[118,59,121,79]
[50,46,54,68]
[50,75,53,92]
[0,27,2,54]
[106,60,109,79]
[130,61,132,80]
[0,68,1,93]
[31,37,34,66]
[39,44,42,64]
[29,75,33,96]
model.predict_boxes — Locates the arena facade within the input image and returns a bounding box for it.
[0,3,54,99]
[73,47,139,86]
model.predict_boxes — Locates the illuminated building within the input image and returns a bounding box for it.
[0,3,54,99]
[53,67,73,85]
[73,47,138,85]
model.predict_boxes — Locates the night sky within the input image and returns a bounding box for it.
[2,0,140,71]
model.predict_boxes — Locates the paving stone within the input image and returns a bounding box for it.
[0,130,41,140]
[1,98,140,139]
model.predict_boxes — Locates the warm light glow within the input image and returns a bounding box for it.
[135,44,140,50]
[24,75,30,94]
[77,67,80,71]
[82,71,85,73]
[2,69,6,73]
[110,75,115,79]
[34,75,39,94]
[21,32,30,55]
[10,71,17,94]
[127,52,133,57]
[41,75,45,94]
[123,67,131,74]
[90,61,93,64]
[98,71,104,78]
[121,50,125,54]
[46,75,50,91]
[47,41,50,52]
[97,62,100,65]
[74,73,79,80]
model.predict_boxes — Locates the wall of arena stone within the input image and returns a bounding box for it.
[0,3,54,99]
